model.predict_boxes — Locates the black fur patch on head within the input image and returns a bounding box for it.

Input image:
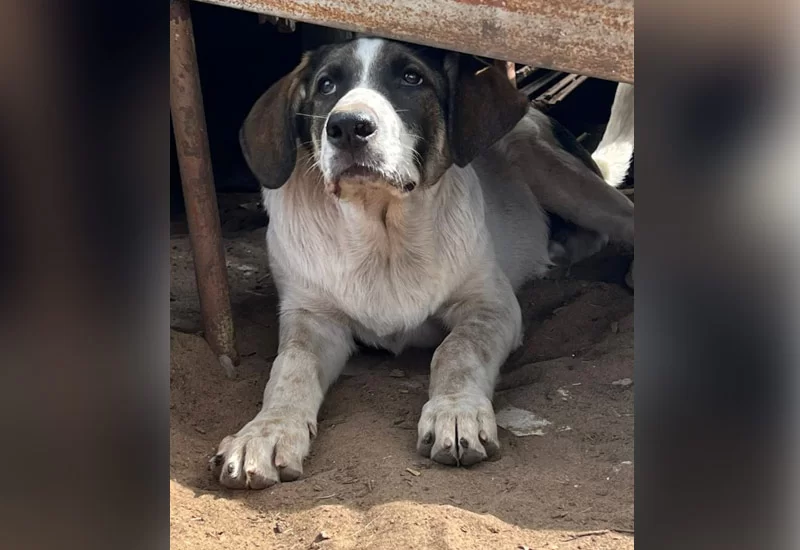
[298,39,452,186]
[241,38,530,191]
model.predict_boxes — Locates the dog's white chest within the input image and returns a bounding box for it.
[302,204,456,335]
[264,170,486,337]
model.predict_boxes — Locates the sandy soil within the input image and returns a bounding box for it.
[170,198,634,550]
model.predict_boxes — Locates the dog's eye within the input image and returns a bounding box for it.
[318,77,336,95]
[402,70,423,86]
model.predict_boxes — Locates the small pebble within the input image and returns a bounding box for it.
[389,369,406,378]
[612,378,633,387]
[314,531,331,542]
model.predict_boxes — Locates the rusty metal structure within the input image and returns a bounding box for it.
[197,0,633,83]
[170,0,239,375]
[169,0,633,373]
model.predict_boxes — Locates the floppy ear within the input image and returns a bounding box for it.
[239,58,309,189]
[445,53,529,167]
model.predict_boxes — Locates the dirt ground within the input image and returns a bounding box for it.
[170,195,634,550]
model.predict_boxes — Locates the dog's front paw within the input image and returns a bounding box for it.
[210,411,314,489]
[417,393,499,466]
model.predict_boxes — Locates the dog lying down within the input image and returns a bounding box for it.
[211,38,634,489]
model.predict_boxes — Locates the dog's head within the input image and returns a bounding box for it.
[241,38,528,196]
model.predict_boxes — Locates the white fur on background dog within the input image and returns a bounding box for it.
[592,83,635,187]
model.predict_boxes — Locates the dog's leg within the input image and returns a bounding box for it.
[592,83,634,188]
[547,213,610,266]
[418,271,522,466]
[539,174,635,288]
[520,109,634,247]
[533,158,634,246]
[212,310,353,489]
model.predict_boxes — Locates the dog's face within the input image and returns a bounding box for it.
[241,38,528,196]
[307,39,449,195]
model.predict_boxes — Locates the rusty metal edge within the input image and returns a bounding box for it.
[192,0,633,83]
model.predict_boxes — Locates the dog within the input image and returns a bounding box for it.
[592,81,635,287]
[549,81,635,278]
[211,37,634,489]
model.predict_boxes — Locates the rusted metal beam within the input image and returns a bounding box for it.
[170,0,239,376]
[194,0,633,83]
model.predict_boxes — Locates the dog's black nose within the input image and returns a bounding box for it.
[326,111,377,150]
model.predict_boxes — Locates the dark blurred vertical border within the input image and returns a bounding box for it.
[637,1,799,549]
[0,1,167,548]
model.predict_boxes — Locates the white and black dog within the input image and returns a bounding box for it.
[211,37,634,489]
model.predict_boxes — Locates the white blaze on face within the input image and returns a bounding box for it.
[355,38,382,87]
[319,38,421,188]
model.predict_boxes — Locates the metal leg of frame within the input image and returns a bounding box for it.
[170,0,238,376]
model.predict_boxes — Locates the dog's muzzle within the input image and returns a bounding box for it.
[320,89,419,193]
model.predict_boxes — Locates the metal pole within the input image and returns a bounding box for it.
[170,0,239,376]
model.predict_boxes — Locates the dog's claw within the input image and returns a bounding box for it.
[213,413,313,490]
[432,447,459,465]
[209,454,224,476]
[417,393,499,467]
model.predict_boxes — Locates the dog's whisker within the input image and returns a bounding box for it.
[304,159,322,177]
[398,142,423,162]
[297,152,323,178]
[296,113,329,120]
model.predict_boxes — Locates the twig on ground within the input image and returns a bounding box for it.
[563,529,610,541]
